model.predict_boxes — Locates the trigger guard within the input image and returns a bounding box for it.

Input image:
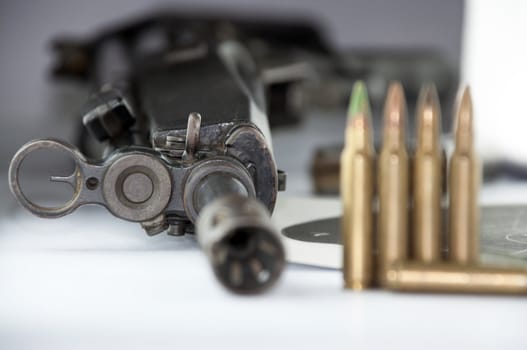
[8,138,86,218]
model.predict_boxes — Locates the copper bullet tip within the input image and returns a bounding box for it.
[416,83,441,152]
[383,82,407,147]
[454,86,473,152]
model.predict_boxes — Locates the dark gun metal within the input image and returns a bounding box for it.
[9,20,286,294]
[197,195,285,294]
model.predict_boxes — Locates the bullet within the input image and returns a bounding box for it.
[377,82,409,284]
[449,87,480,264]
[341,81,375,290]
[385,262,527,294]
[413,84,443,263]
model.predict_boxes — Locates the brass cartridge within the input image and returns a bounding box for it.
[377,82,409,284]
[386,262,527,294]
[341,81,375,290]
[449,87,480,264]
[413,84,443,263]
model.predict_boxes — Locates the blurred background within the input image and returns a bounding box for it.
[0,0,465,196]
[2,0,527,196]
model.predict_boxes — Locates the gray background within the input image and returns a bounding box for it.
[0,0,463,171]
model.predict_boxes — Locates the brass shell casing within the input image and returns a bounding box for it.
[341,124,375,290]
[448,156,480,263]
[378,151,409,282]
[386,262,527,294]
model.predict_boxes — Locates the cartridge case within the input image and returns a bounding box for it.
[413,84,443,263]
[385,262,527,294]
[342,150,374,289]
[448,157,480,263]
[377,82,409,284]
[449,87,480,264]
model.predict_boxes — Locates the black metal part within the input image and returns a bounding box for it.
[213,227,285,294]
[52,11,458,134]
[197,195,285,294]
[81,89,136,142]
[51,12,287,221]
[138,53,249,131]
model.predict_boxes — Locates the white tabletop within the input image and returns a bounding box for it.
[3,109,527,350]
[1,186,527,350]
[2,109,527,350]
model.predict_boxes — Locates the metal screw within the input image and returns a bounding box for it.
[167,220,187,236]
[141,214,168,236]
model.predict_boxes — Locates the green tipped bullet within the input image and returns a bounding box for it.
[341,81,375,290]
[348,81,372,121]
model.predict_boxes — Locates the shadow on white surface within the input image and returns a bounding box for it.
[1,196,527,350]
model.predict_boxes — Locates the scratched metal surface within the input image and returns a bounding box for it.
[282,205,527,264]
[479,206,527,260]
